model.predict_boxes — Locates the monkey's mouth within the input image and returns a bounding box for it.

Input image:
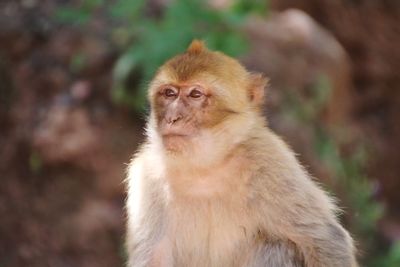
[160,125,195,138]
[162,133,189,138]
[161,128,192,137]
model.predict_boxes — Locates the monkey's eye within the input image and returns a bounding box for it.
[188,89,203,98]
[164,88,178,98]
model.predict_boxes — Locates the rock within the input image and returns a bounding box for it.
[242,9,353,126]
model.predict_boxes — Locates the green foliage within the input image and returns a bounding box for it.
[110,0,249,110]
[55,0,269,110]
[232,0,269,16]
[55,0,104,25]
[29,151,42,174]
[69,52,88,74]
[315,130,384,241]
[283,76,331,122]
[281,75,395,267]
[378,242,400,267]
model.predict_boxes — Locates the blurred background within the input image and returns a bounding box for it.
[0,0,399,266]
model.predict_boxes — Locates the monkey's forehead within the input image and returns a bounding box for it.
[161,51,248,83]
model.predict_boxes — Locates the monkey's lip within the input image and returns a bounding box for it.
[161,128,194,138]
[160,125,194,138]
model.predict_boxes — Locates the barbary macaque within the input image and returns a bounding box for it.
[125,40,358,267]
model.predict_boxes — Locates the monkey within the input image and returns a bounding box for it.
[125,40,358,267]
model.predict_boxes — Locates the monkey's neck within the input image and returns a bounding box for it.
[151,115,265,198]
[163,144,252,199]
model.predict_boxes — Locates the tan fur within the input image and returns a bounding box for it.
[126,41,358,267]
[187,39,207,54]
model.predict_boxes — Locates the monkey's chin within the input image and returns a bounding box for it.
[162,134,191,153]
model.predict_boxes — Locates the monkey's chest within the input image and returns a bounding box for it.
[166,200,257,267]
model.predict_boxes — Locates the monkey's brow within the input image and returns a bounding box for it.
[208,77,219,84]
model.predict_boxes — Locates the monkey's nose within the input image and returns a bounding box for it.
[167,115,182,124]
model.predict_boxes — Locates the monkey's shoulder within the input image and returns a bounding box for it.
[243,130,338,217]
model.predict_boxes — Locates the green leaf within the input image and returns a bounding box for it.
[55,8,91,25]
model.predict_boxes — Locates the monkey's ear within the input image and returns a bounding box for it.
[248,73,268,106]
[187,39,207,54]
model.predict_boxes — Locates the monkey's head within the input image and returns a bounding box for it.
[148,40,268,154]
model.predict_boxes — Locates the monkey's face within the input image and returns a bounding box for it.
[148,40,267,153]
[152,81,228,151]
